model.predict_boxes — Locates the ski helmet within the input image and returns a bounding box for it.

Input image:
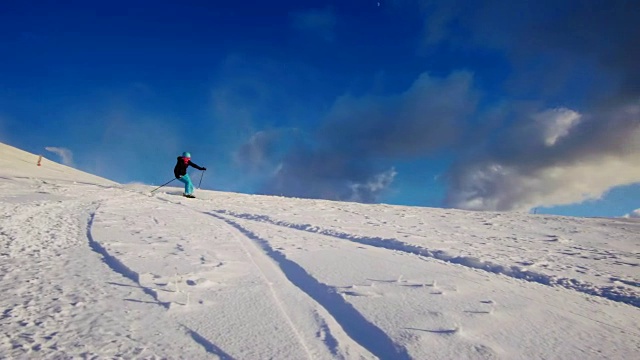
[182,151,191,158]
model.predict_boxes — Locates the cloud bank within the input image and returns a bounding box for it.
[415,0,640,211]
[446,102,640,211]
[235,71,477,203]
[235,1,640,211]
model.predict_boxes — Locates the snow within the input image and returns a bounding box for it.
[1,142,639,359]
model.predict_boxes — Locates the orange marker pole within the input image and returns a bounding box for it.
[37,155,42,166]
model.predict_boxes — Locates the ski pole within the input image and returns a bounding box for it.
[150,178,176,193]
[198,170,205,189]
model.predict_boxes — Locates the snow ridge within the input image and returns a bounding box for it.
[213,209,639,308]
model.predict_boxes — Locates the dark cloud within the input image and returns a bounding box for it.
[236,1,640,210]
[243,71,478,203]
[320,72,477,157]
[471,0,640,102]
[408,0,640,211]
[261,147,387,201]
[233,128,301,174]
[403,0,639,98]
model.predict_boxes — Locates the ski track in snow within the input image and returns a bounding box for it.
[0,183,213,359]
[209,212,412,360]
[205,208,520,359]
[209,213,317,360]
[88,191,381,360]
[156,194,507,359]
[212,209,640,308]
[163,196,500,359]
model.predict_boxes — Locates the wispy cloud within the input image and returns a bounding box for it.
[52,85,183,184]
[348,168,398,203]
[233,128,301,174]
[88,109,183,183]
[290,7,337,42]
[210,54,330,192]
[45,147,74,166]
[623,209,640,218]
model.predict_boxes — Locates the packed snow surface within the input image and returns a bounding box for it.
[1,142,639,359]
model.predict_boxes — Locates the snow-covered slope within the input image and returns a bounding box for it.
[1,142,638,359]
[0,142,117,187]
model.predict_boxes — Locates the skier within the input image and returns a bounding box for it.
[174,151,206,198]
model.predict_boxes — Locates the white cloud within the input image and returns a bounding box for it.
[449,158,640,211]
[348,168,397,202]
[446,102,640,211]
[290,8,336,41]
[45,147,74,167]
[623,209,640,218]
[533,108,581,146]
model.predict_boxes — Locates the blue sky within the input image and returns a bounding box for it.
[1,0,639,217]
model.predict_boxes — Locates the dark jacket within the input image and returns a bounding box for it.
[174,156,204,178]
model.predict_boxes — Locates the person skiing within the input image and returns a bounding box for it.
[174,151,206,198]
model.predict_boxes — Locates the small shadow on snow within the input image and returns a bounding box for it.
[107,281,139,288]
[184,326,235,360]
[406,327,459,335]
[366,278,397,283]
[464,310,492,314]
[124,299,164,306]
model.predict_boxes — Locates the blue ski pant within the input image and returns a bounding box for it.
[177,174,194,195]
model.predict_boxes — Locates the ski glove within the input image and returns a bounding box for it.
[202,167,207,171]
